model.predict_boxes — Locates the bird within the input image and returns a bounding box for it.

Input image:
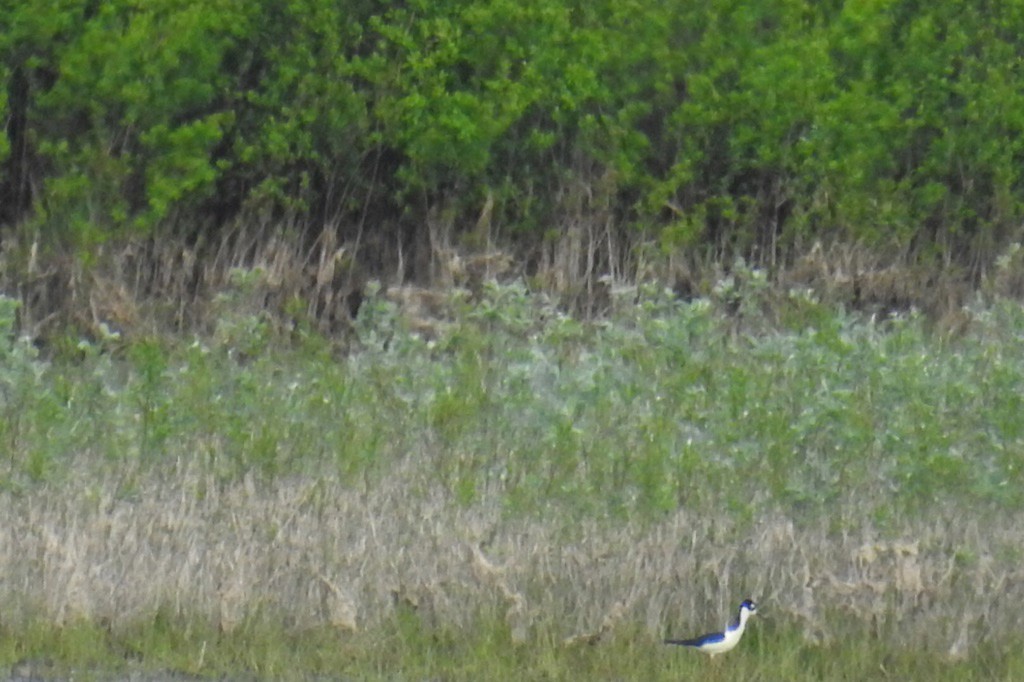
[664,599,758,657]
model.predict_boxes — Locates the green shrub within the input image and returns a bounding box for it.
[5,1,1024,264]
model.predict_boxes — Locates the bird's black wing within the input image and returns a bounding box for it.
[663,631,725,647]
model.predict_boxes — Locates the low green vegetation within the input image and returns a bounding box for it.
[1,267,1024,679]
[3,619,1022,681]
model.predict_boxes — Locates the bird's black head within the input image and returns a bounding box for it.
[740,599,757,614]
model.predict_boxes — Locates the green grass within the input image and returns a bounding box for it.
[1,269,1024,678]
[3,618,1024,680]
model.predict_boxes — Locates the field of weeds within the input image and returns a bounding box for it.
[1,267,1024,680]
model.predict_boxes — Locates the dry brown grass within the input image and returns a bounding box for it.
[1,452,1021,661]
[4,216,1018,351]
[1,222,368,345]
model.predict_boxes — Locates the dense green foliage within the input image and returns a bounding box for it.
[4,1,1024,261]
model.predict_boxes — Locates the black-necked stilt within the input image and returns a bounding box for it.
[664,599,757,657]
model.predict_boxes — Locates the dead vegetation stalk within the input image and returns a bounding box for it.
[0,455,1020,659]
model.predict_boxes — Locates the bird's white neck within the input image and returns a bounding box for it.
[728,607,752,633]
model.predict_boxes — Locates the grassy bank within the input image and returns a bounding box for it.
[1,269,1024,679]
[4,619,1023,680]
